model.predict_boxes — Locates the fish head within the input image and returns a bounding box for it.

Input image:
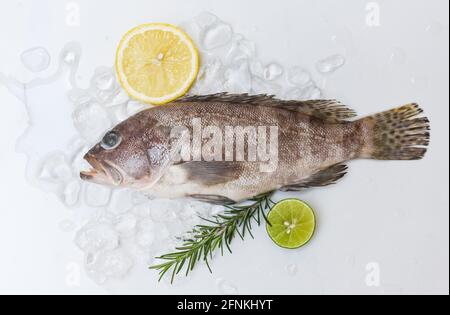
[80,113,173,189]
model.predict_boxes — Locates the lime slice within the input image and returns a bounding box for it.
[266,199,316,249]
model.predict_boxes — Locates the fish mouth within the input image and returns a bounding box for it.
[80,153,123,186]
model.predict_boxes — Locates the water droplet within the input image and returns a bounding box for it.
[202,23,233,50]
[21,47,51,73]
[60,42,81,66]
[216,278,238,294]
[286,263,298,276]
[316,54,346,73]
[263,63,283,81]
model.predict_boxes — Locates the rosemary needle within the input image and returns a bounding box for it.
[149,191,275,283]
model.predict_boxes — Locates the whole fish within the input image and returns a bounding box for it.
[80,93,430,204]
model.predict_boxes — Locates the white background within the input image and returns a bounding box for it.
[0,0,448,295]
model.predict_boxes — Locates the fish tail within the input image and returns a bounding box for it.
[358,103,430,160]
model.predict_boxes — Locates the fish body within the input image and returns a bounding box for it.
[81,93,430,203]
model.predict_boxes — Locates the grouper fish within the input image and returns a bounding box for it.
[80,93,430,204]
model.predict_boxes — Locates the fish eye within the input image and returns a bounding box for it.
[101,131,121,150]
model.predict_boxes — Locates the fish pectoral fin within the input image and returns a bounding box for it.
[175,93,356,122]
[189,194,236,205]
[180,161,243,186]
[281,163,348,191]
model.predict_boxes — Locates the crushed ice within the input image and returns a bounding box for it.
[2,12,346,285]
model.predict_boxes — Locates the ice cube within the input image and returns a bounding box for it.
[316,54,346,73]
[75,222,119,253]
[72,102,112,143]
[154,223,171,241]
[91,67,116,91]
[307,87,322,100]
[87,249,133,279]
[223,60,252,93]
[202,22,233,50]
[66,137,87,157]
[111,104,129,123]
[149,200,180,222]
[90,67,119,104]
[113,213,137,235]
[131,191,150,205]
[225,36,256,64]
[288,67,312,86]
[107,189,133,214]
[39,153,73,183]
[194,56,224,93]
[136,230,155,248]
[62,180,81,207]
[126,100,149,116]
[263,63,283,81]
[21,47,51,73]
[107,89,130,107]
[195,12,218,29]
[84,183,112,207]
[67,88,92,106]
[251,76,282,96]
[132,203,151,218]
[284,83,320,101]
[249,60,264,78]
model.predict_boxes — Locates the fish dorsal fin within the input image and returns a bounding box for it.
[281,163,348,191]
[175,93,357,122]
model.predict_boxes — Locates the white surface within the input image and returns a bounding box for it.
[0,0,448,295]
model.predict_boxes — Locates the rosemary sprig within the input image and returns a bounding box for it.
[150,191,275,283]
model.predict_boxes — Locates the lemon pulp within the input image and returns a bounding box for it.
[116,23,199,105]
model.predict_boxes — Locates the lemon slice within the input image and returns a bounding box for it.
[116,23,199,105]
[266,199,316,249]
